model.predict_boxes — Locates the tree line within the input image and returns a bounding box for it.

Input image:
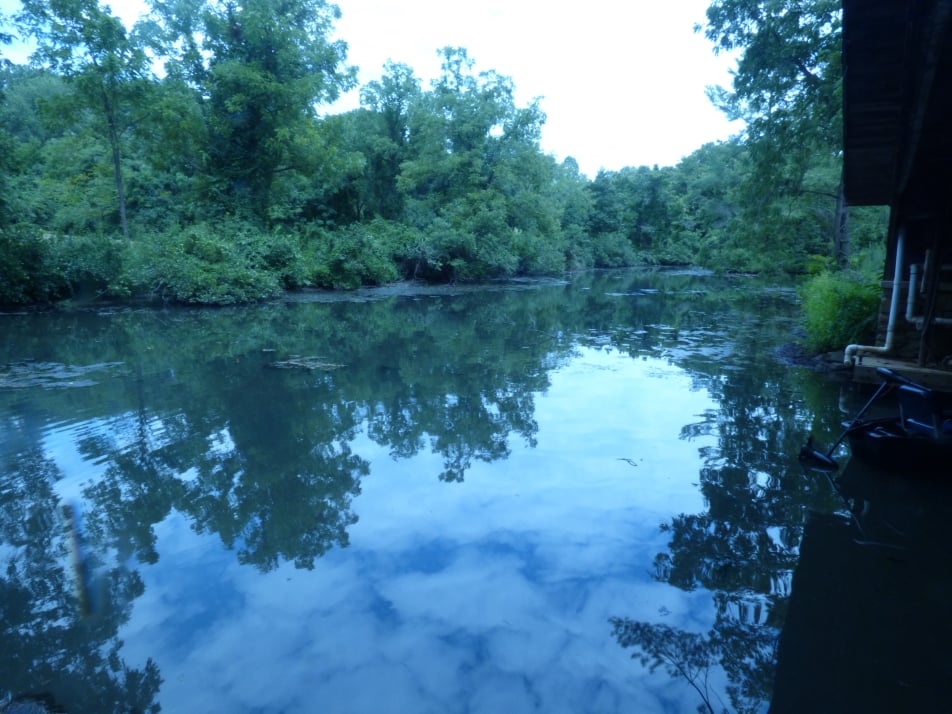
[0,0,887,306]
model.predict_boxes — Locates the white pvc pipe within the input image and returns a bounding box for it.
[905,260,952,329]
[907,262,919,324]
[844,227,905,365]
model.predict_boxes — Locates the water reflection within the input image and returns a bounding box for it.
[1,270,855,712]
[772,459,952,713]
[607,294,840,714]
[0,427,161,713]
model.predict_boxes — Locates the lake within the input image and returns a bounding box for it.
[1,269,948,713]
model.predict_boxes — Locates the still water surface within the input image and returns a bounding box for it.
[0,269,944,713]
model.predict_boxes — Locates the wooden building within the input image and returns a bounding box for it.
[769,8,952,712]
[842,0,952,380]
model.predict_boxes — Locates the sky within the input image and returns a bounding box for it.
[0,0,743,177]
[328,0,743,176]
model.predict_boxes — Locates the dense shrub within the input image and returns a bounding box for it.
[591,231,638,268]
[0,229,62,303]
[0,230,128,304]
[799,267,880,353]
[53,234,129,298]
[127,225,282,305]
[305,220,402,290]
[514,229,568,275]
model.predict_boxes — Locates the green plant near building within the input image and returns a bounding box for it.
[799,262,881,353]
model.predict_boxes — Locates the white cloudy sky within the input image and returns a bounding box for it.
[328,0,743,176]
[0,0,743,176]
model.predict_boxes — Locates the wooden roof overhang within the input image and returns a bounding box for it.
[842,0,952,216]
[842,0,952,368]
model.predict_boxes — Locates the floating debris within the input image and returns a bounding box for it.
[0,360,126,390]
[266,356,345,371]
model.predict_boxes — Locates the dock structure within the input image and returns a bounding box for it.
[841,0,952,386]
[771,7,952,711]
[851,355,952,392]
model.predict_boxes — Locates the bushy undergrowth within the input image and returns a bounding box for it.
[2,221,886,313]
[592,231,638,268]
[799,257,881,353]
[304,220,404,290]
[0,229,128,303]
[2,221,418,306]
[0,229,62,303]
[126,224,285,305]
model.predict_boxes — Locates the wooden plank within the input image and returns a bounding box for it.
[851,355,952,391]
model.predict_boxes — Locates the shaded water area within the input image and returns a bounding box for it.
[1,269,949,713]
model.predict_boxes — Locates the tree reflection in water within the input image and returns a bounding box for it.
[608,292,842,713]
[0,284,565,709]
[0,424,161,713]
[610,619,725,714]
[0,270,840,712]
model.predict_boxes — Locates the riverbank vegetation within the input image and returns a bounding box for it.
[1,0,887,311]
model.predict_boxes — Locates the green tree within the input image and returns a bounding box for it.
[158,0,357,220]
[669,140,746,268]
[0,20,14,228]
[700,0,848,266]
[1,10,13,48]
[353,61,422,220]
[1,66,143,236]
[396,47,562,280]
[550,156,594,270]
[587,165,679,266]
[16,0,153,239]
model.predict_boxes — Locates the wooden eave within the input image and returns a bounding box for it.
[842,0,952,211]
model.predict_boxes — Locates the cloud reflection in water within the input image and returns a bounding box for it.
[116,348,720,713]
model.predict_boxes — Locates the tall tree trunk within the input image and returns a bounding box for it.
[110,129,130,240]
[102,89,130,240]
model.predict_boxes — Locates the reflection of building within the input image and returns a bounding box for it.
[842,0,952,379]
[770,464,952,713]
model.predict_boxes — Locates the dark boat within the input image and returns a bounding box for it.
[801,367,952,473]
[843,369,952,474]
